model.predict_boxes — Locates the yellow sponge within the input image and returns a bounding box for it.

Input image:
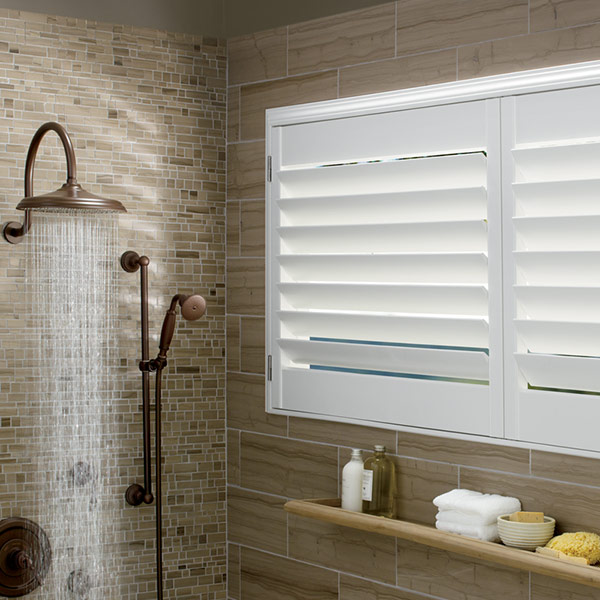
[546,532,600,565]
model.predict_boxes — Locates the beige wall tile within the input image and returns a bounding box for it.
[227,429,240,486]
[461,468,600,533]
[531,0,600,33]
[228,372,287,435]
[240,199,265,256]
[397,431,529,474]
[227,257,265,315]
[227,315,240,372]
[395,458,458,524]
[531,450,600,487]
[288,4,395,75]
[240,71,337,140]
[396,0,528,55]
[340,575,425,600]
[240,432,338,497]
[228,543,240,600]
[228,86,240,142]
[240,316,265,374]
[240,546,338,600]
[228,487,287,554]
[458,23,600,79]
[227,141,265,200]
[397,539,529,600]
[0,13,227,600]
[532,574,600,599]
[289,417,395,450]
[339,50,456,97]
[289,514,396,583]
[227,200,240,258]
[228,27,287,86]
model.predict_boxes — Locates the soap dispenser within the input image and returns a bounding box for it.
[341,449,364,512]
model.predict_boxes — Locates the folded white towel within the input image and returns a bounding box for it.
[433,489,521,523]
[436,509,497,527]
[435,519,499,542]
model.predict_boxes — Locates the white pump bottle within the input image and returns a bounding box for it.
[341,449,364,512]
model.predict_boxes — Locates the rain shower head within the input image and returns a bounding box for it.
[2,121,126,244]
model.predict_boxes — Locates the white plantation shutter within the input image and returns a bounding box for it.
[267,100,503,436]
[503,86,600,451]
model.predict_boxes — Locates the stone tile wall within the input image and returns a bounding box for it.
[226,2,600,599]
[0,9,226,599]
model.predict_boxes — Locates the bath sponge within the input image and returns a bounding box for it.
[546,532,600,565]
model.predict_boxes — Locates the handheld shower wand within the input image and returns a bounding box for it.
[121,251,206,600]
[153,294,206,370]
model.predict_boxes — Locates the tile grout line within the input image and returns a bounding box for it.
[236,86,241,147]
[455,47,459,81]
[337,446,340,498]
[237,429,241,487]
[394,1,398,58]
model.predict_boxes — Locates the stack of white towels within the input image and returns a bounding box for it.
[433,489,521,542]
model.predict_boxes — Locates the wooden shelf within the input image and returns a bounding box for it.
[284,498,600,589]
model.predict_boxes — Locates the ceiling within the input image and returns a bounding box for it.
[0,0,391,38]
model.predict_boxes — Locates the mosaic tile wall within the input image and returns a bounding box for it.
[0,9,226,599]
[226,2,600,599]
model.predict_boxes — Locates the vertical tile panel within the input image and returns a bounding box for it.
[240,432,338,497]
[241,547,338,600]
[288,4,396,74]
[228,27,287,85]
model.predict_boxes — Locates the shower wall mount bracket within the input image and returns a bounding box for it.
[0,517,51,597]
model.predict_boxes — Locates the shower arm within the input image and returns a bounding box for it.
[3,122,77,243]
[121,250,155,507]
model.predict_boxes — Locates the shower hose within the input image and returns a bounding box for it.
[155,367,164,600]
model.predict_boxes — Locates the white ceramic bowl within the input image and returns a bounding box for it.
[497,514,556,550]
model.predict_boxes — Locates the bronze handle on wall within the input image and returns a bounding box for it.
[121,250,154,506]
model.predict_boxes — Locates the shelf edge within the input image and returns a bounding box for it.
[284,498,600,589]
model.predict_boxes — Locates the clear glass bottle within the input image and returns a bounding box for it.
[362,445,396,518]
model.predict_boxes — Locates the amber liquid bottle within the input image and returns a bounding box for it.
[362,445,396,518]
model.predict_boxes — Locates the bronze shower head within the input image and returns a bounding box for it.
[2,121,126,244]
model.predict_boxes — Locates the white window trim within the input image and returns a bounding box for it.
[265,59,600,459]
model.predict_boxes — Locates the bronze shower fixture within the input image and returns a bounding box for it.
[2,121,126,244]
[121,250,206,600]
[0,518,51,597]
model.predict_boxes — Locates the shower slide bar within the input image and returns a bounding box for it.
[121,250,206,600]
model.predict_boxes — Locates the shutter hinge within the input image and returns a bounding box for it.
[267,155,272,182]
[267,354,272,381]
